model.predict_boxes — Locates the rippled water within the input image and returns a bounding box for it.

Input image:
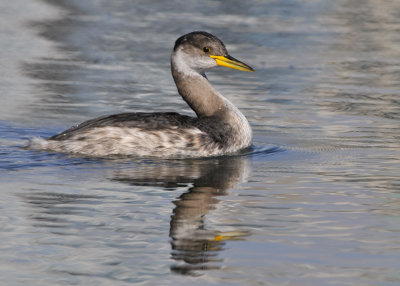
[1,0,400,285]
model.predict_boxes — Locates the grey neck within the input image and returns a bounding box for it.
[170,51,253,150]
[171,64,228,119]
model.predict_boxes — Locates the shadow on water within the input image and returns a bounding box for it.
[16,147,275,277]
[115,156,248,275]
[110,147,279,275]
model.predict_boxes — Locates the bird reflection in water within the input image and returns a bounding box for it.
[114,155,250,275]
[21,155,250,276]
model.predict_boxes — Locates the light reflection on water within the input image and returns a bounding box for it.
[1,0,400,285]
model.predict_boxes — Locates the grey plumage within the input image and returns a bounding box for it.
[50,112,235,147]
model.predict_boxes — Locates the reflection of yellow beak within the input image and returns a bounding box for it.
[214,230,249,241]
[210,54,254,72]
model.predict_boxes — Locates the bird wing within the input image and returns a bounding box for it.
[49,112,198,140]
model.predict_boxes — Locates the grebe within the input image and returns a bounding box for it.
[28,31,254,157]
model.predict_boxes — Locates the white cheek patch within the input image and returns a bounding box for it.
[172,48,216,74]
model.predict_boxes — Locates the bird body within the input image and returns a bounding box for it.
[28,31,254,158]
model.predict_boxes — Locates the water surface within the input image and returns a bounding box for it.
[1,0,400,285]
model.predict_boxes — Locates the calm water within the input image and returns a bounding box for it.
[1,0,400,285]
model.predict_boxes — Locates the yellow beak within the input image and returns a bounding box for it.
[210,54,254,72]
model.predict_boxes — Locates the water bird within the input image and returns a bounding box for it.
[28,31,254,157]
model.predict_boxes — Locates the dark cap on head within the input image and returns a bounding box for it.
[173,31,226,52]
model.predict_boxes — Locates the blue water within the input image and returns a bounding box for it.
[1,0,400,285]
